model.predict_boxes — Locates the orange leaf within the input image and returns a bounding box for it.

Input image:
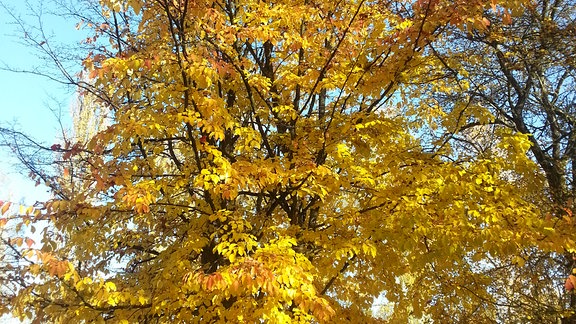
[144,59,152,70]
[566,277,574,291]
[1,202,11,215]
[25,238,35,248]
[12,237,24,247]
[89,69,99,79]
[502,12,512,25]
[566,275,576,291]
[206,276,214,290]
[48,260,68,278]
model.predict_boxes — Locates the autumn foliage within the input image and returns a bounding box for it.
[1,0,576,322]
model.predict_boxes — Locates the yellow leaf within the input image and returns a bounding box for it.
[138,296,148,305]
[105,282,117,292]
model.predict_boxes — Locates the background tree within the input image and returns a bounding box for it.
[1,0,574,323]
[414,0,576,321]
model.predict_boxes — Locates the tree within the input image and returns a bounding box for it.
[1,0,573,322]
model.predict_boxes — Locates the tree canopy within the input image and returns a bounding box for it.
[1,0,576,322]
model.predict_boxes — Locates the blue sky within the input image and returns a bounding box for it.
[0,1,84,205]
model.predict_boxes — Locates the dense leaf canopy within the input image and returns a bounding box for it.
[1,0,576,322]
